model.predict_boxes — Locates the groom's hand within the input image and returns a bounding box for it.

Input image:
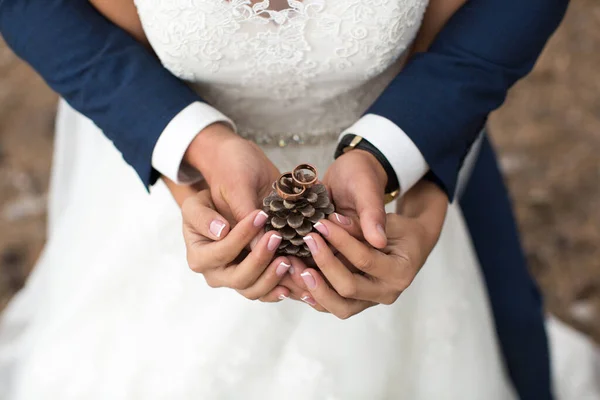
[176,124,308,301]
[292,180,448,319]
[322,150,389,249]
[184,123,281,225]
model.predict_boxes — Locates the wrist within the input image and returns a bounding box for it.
[161,175,202,208]
[335,134,400,200]
[349,149,389,190]
[184,122,240,176]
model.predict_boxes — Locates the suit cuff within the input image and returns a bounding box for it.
[339,114,429,196]
[151,102,235,184]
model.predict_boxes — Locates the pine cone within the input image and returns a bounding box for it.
[263,168,335,258]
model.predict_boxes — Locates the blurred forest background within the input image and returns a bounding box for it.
[0,1,599,340]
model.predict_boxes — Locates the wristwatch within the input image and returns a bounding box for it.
[334,134,401,204]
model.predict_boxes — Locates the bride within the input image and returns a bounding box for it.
[0,0,598,398]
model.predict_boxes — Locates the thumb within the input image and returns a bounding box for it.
[182,190,231,241]
[353,176,388,249]
[221,182,262,223]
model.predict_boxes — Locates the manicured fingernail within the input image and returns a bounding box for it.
[301,271,317,290]
[278,294,288,301]
[289,266,295,275]
[313,222,329,237]
[301,295,317,306]
[268,234,282,251]
[303,236,318,254]
[334,213,351,225]
[209,220,226,238]
[276,261,291,277]
[254,211,269,227]
[377,224,387,239]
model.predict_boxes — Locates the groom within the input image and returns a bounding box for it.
[0,0,569,398]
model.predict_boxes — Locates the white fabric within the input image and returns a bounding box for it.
[1,0,599,398]
[152,102,235,184]
[0,101,517,399]
[134,0,424,142]
[340,114,429,196]
[2,102,597,400]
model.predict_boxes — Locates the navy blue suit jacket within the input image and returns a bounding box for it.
[0,1,569,398]
[0,0,568,196]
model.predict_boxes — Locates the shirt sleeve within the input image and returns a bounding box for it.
[339,114,428,196]
[151,102,236,184]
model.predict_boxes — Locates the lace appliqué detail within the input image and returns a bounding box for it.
[134,0,429,144]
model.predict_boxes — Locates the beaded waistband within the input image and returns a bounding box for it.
[239,131,341,147]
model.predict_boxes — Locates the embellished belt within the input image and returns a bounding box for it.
[239,131,341,147]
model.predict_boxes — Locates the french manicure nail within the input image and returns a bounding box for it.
[289,265,295,275]
[268,234,282,251]
[278,294,288,301]
[276,261,292,277]
[303,236,318,254]
[254,211,269,227]
[301,271,317,290]
[334,213,351,225]
[209,220,227,238]
[313,222,329,237]
[301,295,317,306]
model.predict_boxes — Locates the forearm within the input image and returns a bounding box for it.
[363,0,570,198]
[0,0,201,187]
[163,176,208,207]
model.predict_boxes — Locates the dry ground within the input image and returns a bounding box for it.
[1,1,599,340]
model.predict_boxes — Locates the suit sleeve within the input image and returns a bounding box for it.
[360,0,570,199]
[0,0,203,188]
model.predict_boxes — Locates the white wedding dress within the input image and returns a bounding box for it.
[0,0,598,399]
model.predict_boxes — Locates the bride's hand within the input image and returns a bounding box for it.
[292,180,448,319]
[184,122,281,224]
[181,189,306,301]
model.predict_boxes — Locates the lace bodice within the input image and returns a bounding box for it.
[134,0,428,145]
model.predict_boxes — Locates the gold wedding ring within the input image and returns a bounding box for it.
[292,163,318,188]
[275,172,306,201]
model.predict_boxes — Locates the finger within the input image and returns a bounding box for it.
[186,209,269,272]
[286,256,307,288]
[351,173,388,249]
[284,258,326,310]
[303,231,386,302]
[249,229,268,252]
[398,180,447,219]
[312,220,396,282]
[222,182,263,224]
[328,212,364,240]
[182,190,231,241]
[404,182,448,241]
[163,176,205,208]
[298,269,375,319]
[236,256,292,300]
[217,230,282,290]
[259,286,291,303]
[384,212,441,265]
[278,274,311,301]
[383,214,429,281]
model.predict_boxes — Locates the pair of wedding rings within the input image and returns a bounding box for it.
[275,164,317,201]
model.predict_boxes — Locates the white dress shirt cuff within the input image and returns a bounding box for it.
[152,102,236,184]
[339,114,429,197]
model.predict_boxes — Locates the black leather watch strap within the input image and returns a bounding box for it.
[335,134,400,198]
